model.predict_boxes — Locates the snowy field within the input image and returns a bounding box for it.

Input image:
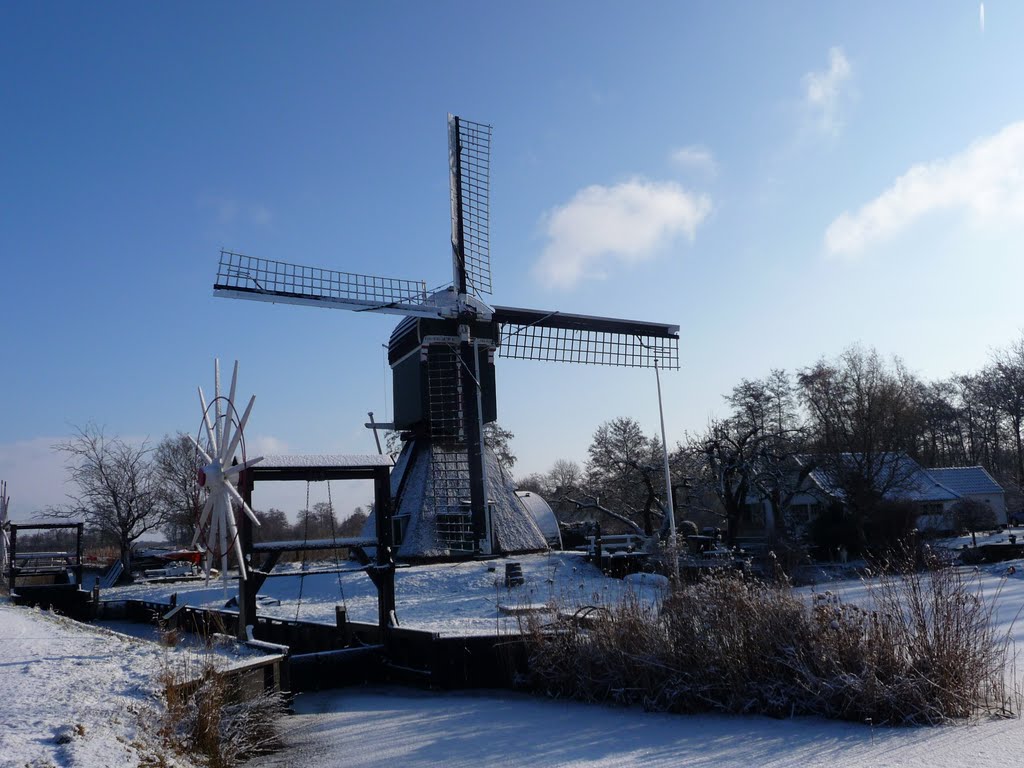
[104,551,668,636]
[8,545,1024,767]
[0,602,271,768]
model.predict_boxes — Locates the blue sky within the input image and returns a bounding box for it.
[3,2,1022,520]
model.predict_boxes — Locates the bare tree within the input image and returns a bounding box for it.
[484,422,517,472]
[952,498,998,547]
[694,420,761,544]
[338,507,369,537]
[515,472,550,495]
[797,345,923,545]
[153,432,201,546]
[52,424,166,573]
[991,339,1024,487]
[547,459,582,495]
[585,417,670,535]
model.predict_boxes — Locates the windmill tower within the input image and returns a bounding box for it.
[212,114,679,559]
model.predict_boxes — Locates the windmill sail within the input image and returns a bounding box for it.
[214,250,440,318]
[449,114,492,298]
[493,306,679,368]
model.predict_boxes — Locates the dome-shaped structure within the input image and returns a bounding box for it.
[515,491,562,549]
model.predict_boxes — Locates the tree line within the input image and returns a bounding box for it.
[520,339,1024,552]
[46,426,368,570]
[47,336,1024,566]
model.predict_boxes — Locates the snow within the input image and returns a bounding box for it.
[0,601,190,767]
[106,552,662,636]
[247,686,1023,768]
[10,548,1024,767]
[0,600,275,767]
[259,454,393,468]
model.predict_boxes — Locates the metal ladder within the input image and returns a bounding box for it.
[426,346,474,552]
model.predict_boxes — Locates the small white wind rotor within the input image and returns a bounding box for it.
[190,359,263,581]
[1,481,10,577]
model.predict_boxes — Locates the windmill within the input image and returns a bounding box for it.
[212,114,679,558]
[190,359,263,581]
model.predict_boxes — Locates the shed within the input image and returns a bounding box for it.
[515,491,563,549]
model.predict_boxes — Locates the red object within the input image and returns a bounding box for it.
[156,550,203,565]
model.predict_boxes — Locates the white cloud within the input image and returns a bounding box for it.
[825,121,1024,257]
[533,179,711,288]
[670,145,717,176]
[803,47,852,135]
[247,434,290,456]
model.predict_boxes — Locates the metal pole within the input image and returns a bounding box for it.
[367,411,383,455]
[654,359,679,581]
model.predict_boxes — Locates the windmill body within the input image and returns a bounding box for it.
[213,114,679,560]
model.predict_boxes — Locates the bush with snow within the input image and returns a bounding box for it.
[524,559,1017,725]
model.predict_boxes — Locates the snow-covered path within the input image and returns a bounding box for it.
[251,686,1020,768]
[0,601,195,768]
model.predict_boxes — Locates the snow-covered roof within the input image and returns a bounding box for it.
[801,453,961,504]
[926,466,1004,497]
[259,454,393,469]
[516,491,563,549]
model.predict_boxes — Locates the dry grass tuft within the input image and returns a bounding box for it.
[159,646,286,767]
[524,560,1017,725]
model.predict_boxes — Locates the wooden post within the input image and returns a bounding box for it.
[237,468,256,642]
[8,525,16,592]
[75,523,84,587]
[373,467,396,634]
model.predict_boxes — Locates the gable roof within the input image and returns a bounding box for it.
[800,453,961,504]
[926,466,1004,497]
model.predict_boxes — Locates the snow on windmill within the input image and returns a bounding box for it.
[211,114,679,559]
[190,359,263,580]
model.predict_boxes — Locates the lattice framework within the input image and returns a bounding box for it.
[216,250,428,308]
[451,117,492,297]
[498,324,679,368]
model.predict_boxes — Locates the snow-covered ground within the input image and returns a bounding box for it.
[10,547,1024,767]
[0,602,192,767]
[251,686,1023,768]
[0,601,275,768]
[105,552,666,636]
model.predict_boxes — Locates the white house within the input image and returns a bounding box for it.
[745,454,1006,536]
[924,466,1007,528]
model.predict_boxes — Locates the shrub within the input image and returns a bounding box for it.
[523,565,1016,725]
[159,647,286,767]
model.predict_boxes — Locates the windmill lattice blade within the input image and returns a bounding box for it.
[493,306,680,369]
[192,496,216,548]
[223,454,265,478]
[214,359,223,452]
[225,481,261,526]
[224,505,246,580]
[197,387,217,451]
[449,115,492,297]
[188,433,214,465]
[222,395,256,466]
[213,250,441,318]
[221,361,239,462]
[219,495,229,576]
